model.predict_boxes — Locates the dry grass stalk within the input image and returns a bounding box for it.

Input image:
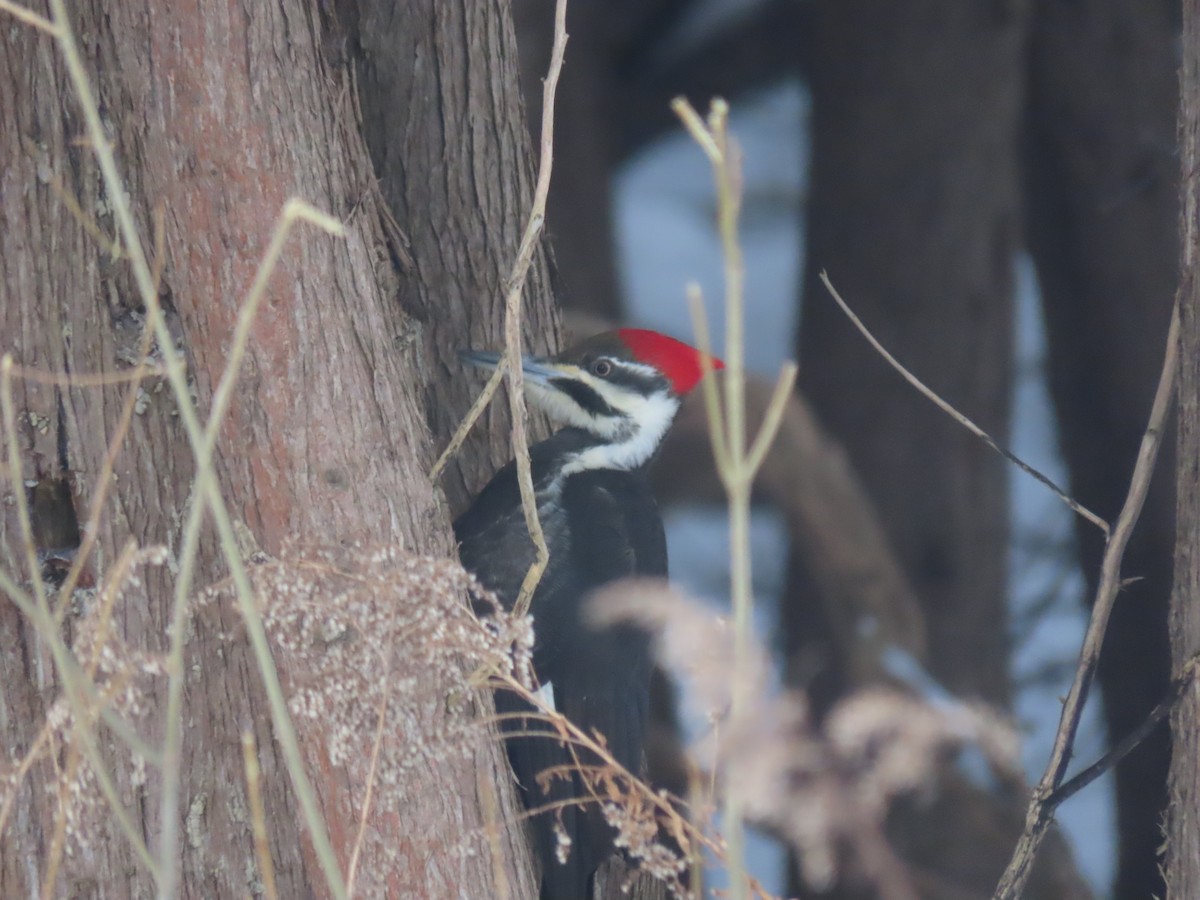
[671,95,798,900]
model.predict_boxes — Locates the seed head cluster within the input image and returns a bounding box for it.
[0,546,169,861]
[201,542,535,891]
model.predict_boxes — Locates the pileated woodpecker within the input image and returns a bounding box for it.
[454,328,722,899]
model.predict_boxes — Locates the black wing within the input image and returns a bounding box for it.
[456,457,667,899]
[524,472,665,898]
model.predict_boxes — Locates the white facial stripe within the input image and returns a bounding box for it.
[561,391,680,473]
[609,359,660,380]
[527,366,628,438]
[525,376,602,433]
[524,358,680,472]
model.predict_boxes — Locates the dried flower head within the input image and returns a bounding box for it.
[589,578,1020,897]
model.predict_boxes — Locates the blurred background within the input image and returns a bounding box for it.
[513,2,1180,897]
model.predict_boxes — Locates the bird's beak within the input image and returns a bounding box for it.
[458,350,564,387]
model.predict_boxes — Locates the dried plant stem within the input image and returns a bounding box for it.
[241,730,280,900]
[346,648,396,897]
[2,361,159,877]
[7,364,168,386]
[818,271,1109,535]
[478,764,513,900]
[993,300,1179,899]
[40,2,350,896]
[492,672,730,864]
[52,209,166,623]
[0,566,161,766]
[674,96,798,900]
[41,740,81,900]
[0,0,55,33]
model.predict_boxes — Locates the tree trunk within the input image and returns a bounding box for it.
[796,0,1022,717]
[1166,0,1200,893]
[0,1,546,896]
[1023,2,1180,894]
[790,1,1032,894]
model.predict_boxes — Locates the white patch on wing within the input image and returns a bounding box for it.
[533,679,556,713]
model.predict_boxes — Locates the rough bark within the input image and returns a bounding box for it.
[1166,0,1200,892]
[0,1,543,897]
[341,0,564,517]
[1023,2,1179,895]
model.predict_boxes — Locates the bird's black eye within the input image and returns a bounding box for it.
[591,359,613,377]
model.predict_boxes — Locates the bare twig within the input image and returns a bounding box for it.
[819,270,1109,535]
[1047,654,1200,809]
[993,300,1180,899]
[430,361,509,481]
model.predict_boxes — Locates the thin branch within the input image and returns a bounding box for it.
[744,362,799,477]
[993,299,1180,900]
[429,360,508,480]
[497,0,569,618]
[673,95,797,900]
[819,270,1110,535]
[1047,655,1200,809]
[686,285,732,476]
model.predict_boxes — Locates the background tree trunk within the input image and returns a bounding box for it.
[0,1,550,896]
[794,0,1022,711]
[1166,0,1200,892]
[788,1,1035,894]
[1023,3,1180,894]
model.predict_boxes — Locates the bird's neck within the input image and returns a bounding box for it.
[540,396,679,477]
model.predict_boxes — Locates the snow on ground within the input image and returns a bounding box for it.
[614,80,1116,896]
